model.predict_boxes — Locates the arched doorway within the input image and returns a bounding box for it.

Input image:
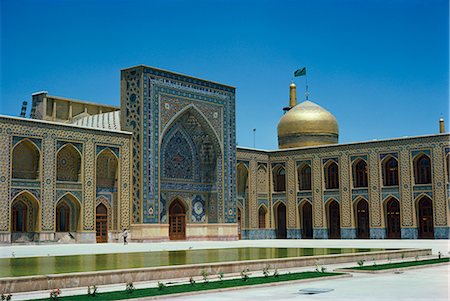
[56,202,70,232]
[12,200,28,232]
[169,200,186,240]
[96,203,108,243]
[237,207,242,239]
[417,196,434,239]
[301,202,313,239]
[386,198,401,238]
[258,206,267,229]
[328,200,341,239]
[356,199,369,239]
[11,192,39,239]
[276,203,287,239]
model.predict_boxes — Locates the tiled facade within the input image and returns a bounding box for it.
[0,65,448,243]
[236,134,450,239]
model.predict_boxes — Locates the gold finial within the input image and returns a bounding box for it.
[289,82,297,108]
[439,117,445,133]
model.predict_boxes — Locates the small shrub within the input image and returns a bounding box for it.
[218,272,224,281]
[87,285,98,297]
[357,259,365,267]
[200,270,209,283]
[1,293,12,301]
[262,265,270,278]
[50,288,61,299]
[240,268,250,281]
[189,277,196,285]
[314,263,325,273]
[125,282,135,293]
[157,282,166,290]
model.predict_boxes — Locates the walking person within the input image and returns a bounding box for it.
[122,228,128,245]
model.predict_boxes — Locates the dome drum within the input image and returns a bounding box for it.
[278,132,338,149]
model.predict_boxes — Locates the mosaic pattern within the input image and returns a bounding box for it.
[122,66,236,226]
[0,115,131,237]
[237,134,449,239]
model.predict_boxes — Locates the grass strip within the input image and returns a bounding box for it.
[35,271,343,301]
[346,257,449,271]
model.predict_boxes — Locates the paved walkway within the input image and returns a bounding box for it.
[156,264,450,301]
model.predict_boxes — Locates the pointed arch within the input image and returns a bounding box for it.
[354,197,370,239]
[160,104,222,155]
[12,139,41,180]
[161,125,197,180]
[95,202,109,243]
[324,160,339,189]
[297,163,312,191]
[352,159,368,188]
[273,201,287,238]
[96,148,118,188]
[384,197,401,238]
[169,198,187,240]
[381,155,399,186]
[413,153,432,184]
[258,204,268,229]
[57,143,82,182]
[11,191,40,233]
[55,192,81,232]
[298,199,313,239]
[326,198,340,239]
[236,163,249,198]
[416,195,434,238]
[272,164,286,192]
[257,164,268,193]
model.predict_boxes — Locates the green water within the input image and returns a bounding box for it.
[0,247,387,277]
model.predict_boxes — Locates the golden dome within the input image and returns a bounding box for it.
[277,100,339,149]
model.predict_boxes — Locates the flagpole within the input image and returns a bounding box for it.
[305,73,309,100]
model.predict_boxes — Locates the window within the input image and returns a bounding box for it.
[414,154,431,184]
[258,206,267,229]
[353,160,368,188]
[273,165,286,192]
[325,161,339,189]
[383,157,399,186]
[298,164,312,191]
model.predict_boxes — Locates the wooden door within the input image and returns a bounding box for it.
[276,203,287,239]
[386,199,401,238]
[356,200,370,239]
[169,200,186,240]
[302,202,313,239]
[328,201,341,239]
[96,203,108,243]
[418,197,434,239]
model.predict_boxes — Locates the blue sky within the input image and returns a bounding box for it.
[1,0,448,149]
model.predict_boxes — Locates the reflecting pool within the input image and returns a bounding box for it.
[0,247,389,277]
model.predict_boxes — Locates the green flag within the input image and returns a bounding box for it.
[294,67,306,77]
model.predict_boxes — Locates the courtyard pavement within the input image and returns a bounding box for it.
[1,239,449,300]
